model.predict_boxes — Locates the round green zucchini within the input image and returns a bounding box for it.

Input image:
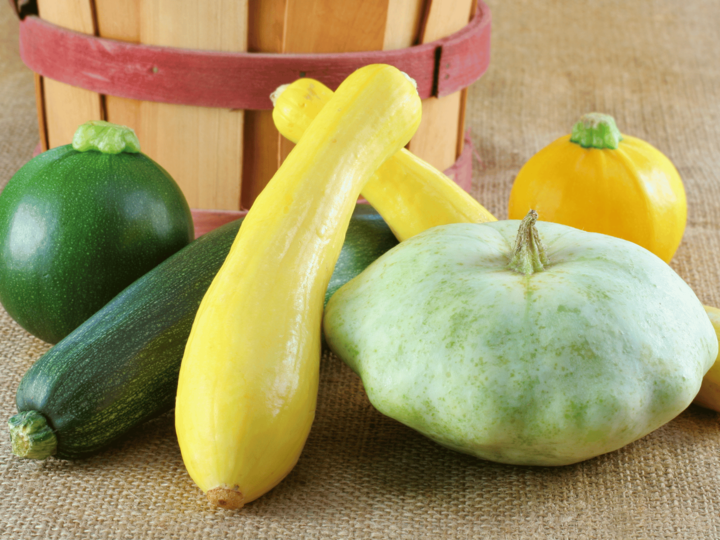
[0,122,194,344]
[9,205,397,460]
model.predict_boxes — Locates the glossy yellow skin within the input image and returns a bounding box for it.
[694,305,720,412]
[175,65,422,507]
[272,78,495,241]
[508,135,687,263]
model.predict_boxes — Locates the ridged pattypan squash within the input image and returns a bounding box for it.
[324,212,716,465]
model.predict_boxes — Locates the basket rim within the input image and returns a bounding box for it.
[17,1,491,110]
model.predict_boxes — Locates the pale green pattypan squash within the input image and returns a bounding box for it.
[324,211,717,466]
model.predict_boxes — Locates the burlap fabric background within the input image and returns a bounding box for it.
[2,1,720,538]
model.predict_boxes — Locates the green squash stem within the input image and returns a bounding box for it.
[8,411,57,459]
[72,120,141,155]
[508,210,549,275]
[569,113,623,149]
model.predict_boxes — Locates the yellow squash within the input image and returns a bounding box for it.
[175,65,422,509]
[508,113,687,263]
[271,78,495,241]
[694,305,720,412]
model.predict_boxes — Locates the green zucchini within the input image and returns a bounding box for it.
[9,205,397,460]
[0,122,193,344]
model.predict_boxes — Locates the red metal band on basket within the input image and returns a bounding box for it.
[18,3,490,110]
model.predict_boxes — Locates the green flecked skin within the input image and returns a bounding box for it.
[324,220,718,466]
[0,143,194,344]
[11,205,396,460]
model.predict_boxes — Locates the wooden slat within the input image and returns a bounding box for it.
[98,1,248,211]
[407,0,473,172]
[283,0,390,54]
[95,0,140,42]
[142,1,247,211]
[383,0,426,50]
[95,0,142,143]
[279,0,396,170]
[276,0,425,184]
[37,0,103,148]
[242,110,285,209]
[277,118,297,170]
[241,0,288,209]
[244,0,417,208]
[454,0,477,158]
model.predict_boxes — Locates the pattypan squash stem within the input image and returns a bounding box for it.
[508,210,549,275]
[8,410,57,459]
[569,113,623,150]
[72,121,141,155]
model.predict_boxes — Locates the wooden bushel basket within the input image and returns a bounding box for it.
[12,0,491,218]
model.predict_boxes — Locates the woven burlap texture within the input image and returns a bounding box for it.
[2,1,720,538]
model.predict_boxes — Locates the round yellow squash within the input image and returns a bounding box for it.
[508,113,687,262]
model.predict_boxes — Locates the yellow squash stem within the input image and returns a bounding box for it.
[175,65,422,509]
[271,78,495,241]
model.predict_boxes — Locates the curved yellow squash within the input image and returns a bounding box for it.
[508,113,687,263]
[695,305,720,412]
[175,65,422,509]
[272,78,495,241]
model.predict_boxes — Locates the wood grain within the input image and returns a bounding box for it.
[140,1,247,211]
[276,0,398,174]
[36,0,102,148]
[279,0,426,179]
[244,0,425,208]
[407,0,473,171]
[95,0,140,42]
[283,0,390,54]
[383,0,426,50]
[95,0,142,144]
[241,0,288,209]
[277,0,426,181]
[95,1,248,211]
